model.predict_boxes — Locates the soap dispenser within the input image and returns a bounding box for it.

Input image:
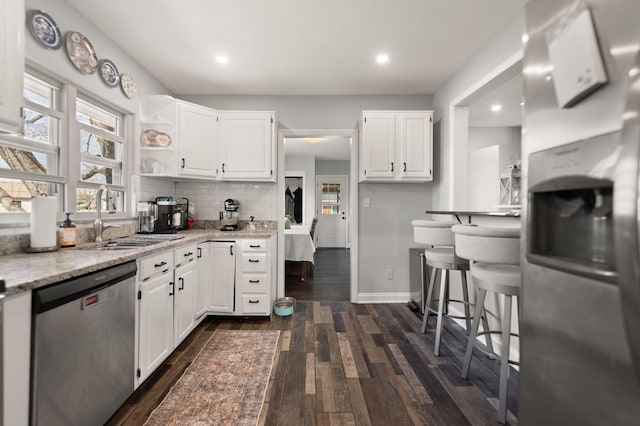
[59,212,77,247]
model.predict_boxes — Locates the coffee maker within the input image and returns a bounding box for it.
[136,197,189,234]
[220,198,240,231]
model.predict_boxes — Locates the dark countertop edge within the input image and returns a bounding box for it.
[424,210,521,218]
[1,228,277,296]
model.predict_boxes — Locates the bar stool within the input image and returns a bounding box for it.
[411,220,493,356]
[452,224,521,424]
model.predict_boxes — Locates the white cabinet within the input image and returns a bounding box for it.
[195,242,210,319]
[0,0,24,133]
[208,241,236,314]
[137,250,175,384]
[137,269,174,384]
[139,96,216,178]
[218,111,276,182]
[359,110,433,182]
[177,102,218,177]
[136,244,196,385]
[236,238,275,315]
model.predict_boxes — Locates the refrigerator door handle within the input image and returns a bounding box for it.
[614,51,640,384]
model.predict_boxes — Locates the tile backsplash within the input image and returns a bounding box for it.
[175,181,277,221]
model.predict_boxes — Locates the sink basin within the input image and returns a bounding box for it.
[77,234,184,250]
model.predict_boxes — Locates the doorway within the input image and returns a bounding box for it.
[277,129,359,302]
[316,175,348,248]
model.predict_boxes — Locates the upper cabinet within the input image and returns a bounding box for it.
[0,0,25,133]
[359,110,433,182]
[138,96,275,182]
[219,111,276,182]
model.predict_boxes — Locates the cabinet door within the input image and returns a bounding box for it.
[194,242,210,319]
[399,112,433,181]
[174,261,196,346]
[0,0,24,132]
[178,102,218,177]
[360,112,396,180]
[219,112,274,181]
[209,241,236,313]
[138,271,174,384]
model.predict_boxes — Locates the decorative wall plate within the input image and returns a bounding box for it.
[99,59,120,87]
[142,129,172,147]
[28,10,62,50]
[65,31,98,74]
[120,73,137,98]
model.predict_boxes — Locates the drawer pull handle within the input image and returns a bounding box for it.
[249,244,261,248]
[162,269,169,274]
[178,277,184,290]
[154,261,167,268]
[248,259,260,263]
[169,282,174,296]
[248,300,260,304]
[197,247,202,258]
[184,252,193,257]
[249,279,260,283]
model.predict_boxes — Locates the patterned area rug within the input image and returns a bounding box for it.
[145,330,280,426]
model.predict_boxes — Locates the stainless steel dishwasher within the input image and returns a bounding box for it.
[31,261,136,426]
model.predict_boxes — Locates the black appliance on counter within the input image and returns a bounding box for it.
[137,197,189,234]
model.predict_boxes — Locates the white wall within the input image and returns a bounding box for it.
[432,15,524,210]
[26,0,171,113]
[316,160,350,175]
[467,126,521,208]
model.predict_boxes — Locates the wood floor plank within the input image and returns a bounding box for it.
[304,320,316,353]
[279,351,308,425]
[357,314,380,334]
[387,343,433,404]
[317,412,356,426]
[306,352,316,395]
[345,378,372,426]
[337,332,359,379]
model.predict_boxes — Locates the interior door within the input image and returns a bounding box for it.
[316,175,348,248]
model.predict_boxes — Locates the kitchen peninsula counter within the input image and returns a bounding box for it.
[425,209,521,223]
[0,227,277,295]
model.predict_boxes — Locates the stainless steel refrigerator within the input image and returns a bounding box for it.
[522,0,640,424]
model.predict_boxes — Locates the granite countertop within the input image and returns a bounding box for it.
[0,228,277,296]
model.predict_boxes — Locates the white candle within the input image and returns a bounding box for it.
[30,196,58,248]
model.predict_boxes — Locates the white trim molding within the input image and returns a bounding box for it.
[357,292,411,304]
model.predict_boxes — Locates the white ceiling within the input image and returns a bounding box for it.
[468,74,523,127]
[285,136,351,161]
[65,0,524,96]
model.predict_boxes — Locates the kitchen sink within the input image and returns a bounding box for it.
[77,234,184,250]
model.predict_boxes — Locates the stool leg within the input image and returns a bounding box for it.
[479,295,495,356]
[460,270,472,334]
[497,294,513,424]
[421,266,438,333]
[461,288,487,379]
[434,269,449,356]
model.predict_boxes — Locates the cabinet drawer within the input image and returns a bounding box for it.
[175,244,197,267]
[240,253,268,273]
[139,251,174,281]
[241,294,270,315]
[241,239,268,252]
[239,274,269,294]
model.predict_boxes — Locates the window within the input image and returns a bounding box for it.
[0,69,130,219]
[0,72,63,214]
[74,96,126,213]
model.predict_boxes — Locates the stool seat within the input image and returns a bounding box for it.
[424,246,469,270]
[471,263,520,295]
[452,223,521,424]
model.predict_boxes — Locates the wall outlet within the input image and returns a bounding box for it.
[386,269,393,280]
[363,197,371,208]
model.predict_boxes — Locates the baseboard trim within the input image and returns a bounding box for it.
[356,292,411,304]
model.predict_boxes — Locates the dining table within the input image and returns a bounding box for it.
[284,223,316,281]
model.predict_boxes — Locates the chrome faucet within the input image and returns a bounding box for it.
[94,184,116,242]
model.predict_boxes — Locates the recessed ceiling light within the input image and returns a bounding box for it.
[376,54,389,64]
[545,75,552,81]
[520,101,525,106]
[216,55,228,65]
[305,137,322,143]
[521,34,530,44]
[491,104,502,112]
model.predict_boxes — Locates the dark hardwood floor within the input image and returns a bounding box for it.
[109,248,519,425]
[285,248,350,301]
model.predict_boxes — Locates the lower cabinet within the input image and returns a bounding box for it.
[136,243,196,386]
[136,236,275,386]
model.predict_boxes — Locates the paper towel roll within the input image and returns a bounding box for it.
[30,196,58,248]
